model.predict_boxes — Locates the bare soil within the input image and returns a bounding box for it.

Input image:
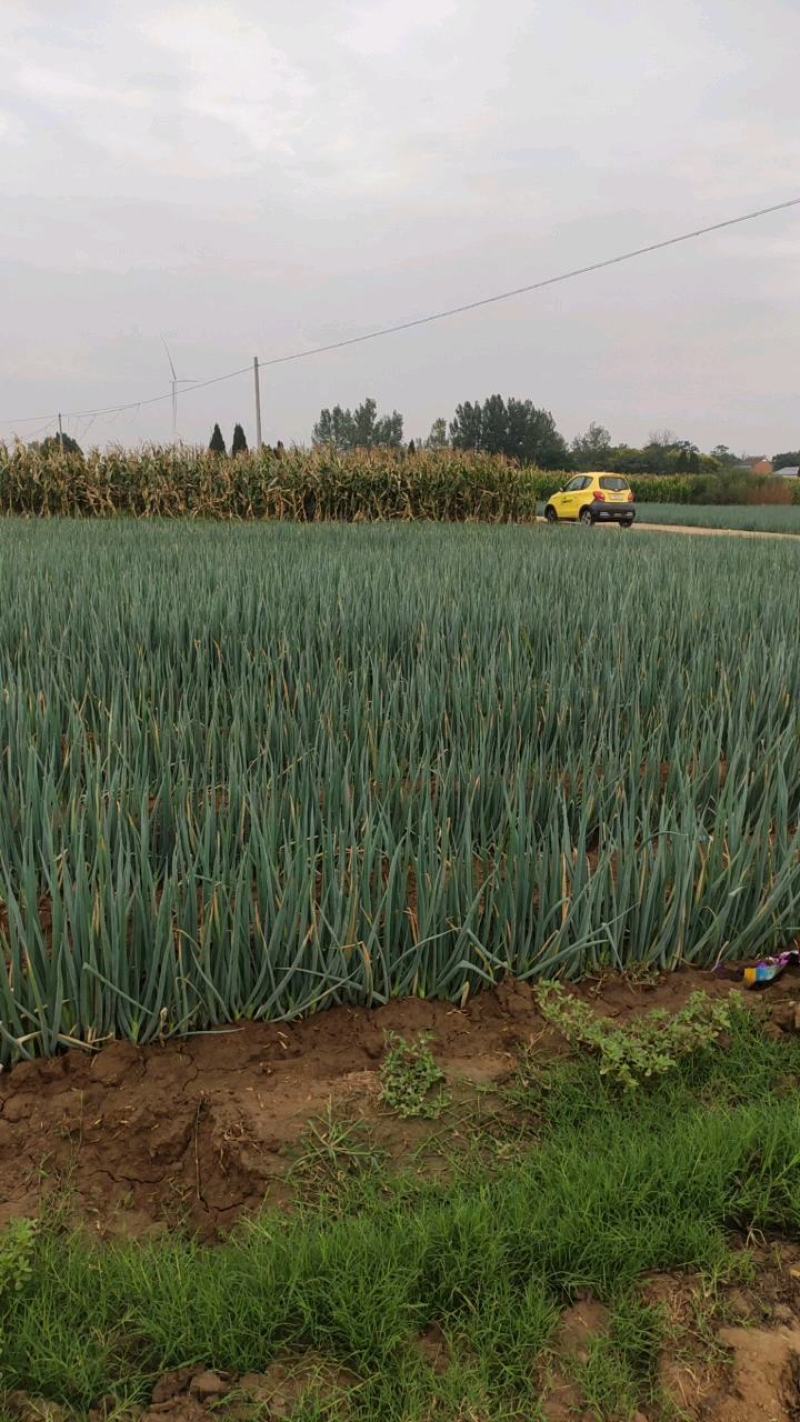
[0,966,792,1239]
[6,967,800,1420]
[538,1255,800,1421]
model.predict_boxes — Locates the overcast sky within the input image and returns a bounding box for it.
[1,0,798,453]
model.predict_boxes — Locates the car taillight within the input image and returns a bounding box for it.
[595,490,606,501]
[627,490,634,502]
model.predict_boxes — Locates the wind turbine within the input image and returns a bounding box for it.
[161,338,199,443]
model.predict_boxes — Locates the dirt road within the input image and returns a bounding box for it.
[633,521,800,541]
[537,517,799,541]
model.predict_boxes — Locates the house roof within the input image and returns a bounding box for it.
[775,466,800,478]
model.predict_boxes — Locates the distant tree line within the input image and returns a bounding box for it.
[16,413,796,477]
[311,395,568,467]
[311,398,796,475]
[567,423,717,475]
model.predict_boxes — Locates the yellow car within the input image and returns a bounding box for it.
[544,473,635,527]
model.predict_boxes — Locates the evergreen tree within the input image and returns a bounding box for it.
[209,423,226,455]
[231,423,248,455]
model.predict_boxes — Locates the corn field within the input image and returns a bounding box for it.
[3,444,798,519]
[0,445,547,521]
[1,518,800,1064]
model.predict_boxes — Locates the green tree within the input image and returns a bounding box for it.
[312,399,402,450]
[313,406,354,448]
[674,441,701,474]
[450,396,569,468]
[773,450,800,470]
[449,401,483,451]
[710,444,740,468]
[39,432,83,457]
[571,422,612,470]
[231,423,248,455]
[481,395,508,455]
[426,417,448,450]
[373,408,404,448]
[351,397,379,447]
[506,398,569,467]
[209,423,226,455]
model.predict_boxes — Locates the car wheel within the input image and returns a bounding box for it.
[544,505,558,523]
[579,508,593,526]
[620,520,633,530]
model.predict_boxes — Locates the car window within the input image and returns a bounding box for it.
[579,476,592,489]
[563,477,584,492]
[599,476,629,491]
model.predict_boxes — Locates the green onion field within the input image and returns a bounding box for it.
[2,518,800,1063]
[5,515,800,1422]
[637,501,800,533]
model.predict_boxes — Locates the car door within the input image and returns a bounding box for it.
[555,476,587,519]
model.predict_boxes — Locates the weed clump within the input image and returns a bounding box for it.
[536,985,732,1089]
[379,1033,450,1119]
[0,1218,37,1366]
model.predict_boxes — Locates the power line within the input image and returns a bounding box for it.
[1,195,798,431]
[22,416,58,444]
[252,196,800,369]
[0,366,253,431]
[65,363,253,420]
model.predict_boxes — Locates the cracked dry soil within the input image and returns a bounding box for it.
[0,968,783,1237]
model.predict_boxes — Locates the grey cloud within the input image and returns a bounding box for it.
[1,0,798,453]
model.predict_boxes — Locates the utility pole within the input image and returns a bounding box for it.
[253,356,263,451]
[58,413,64,453]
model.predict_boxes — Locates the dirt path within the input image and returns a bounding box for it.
[536,516,800,540]
[633,520,800,541]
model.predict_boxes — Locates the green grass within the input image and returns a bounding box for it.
[636,501,800,532]
[3,1008,800,1420]
[3,520,800,1062]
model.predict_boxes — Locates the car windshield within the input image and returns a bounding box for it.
[599,476,629,491]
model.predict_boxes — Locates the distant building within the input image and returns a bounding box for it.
[746,457,774,476]
[775,466,800,480]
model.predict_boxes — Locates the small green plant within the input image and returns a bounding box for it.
[0,1218,38,1366]
[536,986,732,1089]
[290,1106,386,1207]
[379,1033,450,1119]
